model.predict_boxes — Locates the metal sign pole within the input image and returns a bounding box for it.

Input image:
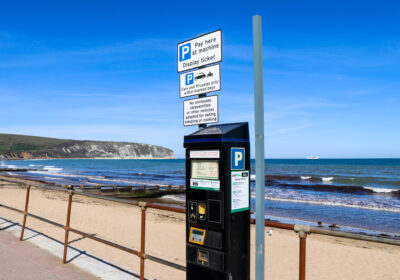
[197,33,207,130]
[198,63,207,129]
[252,15,265,280]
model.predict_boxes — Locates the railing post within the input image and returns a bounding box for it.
[20,185,31,241]
[294,224,310,280]
[63,186,73,264]
[139,202,147,280]
[299,231,307,280]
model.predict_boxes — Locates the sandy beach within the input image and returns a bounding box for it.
[1,180,399,280]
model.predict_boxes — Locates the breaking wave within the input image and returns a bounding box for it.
[265,181,400,197]
[44,166,63,172]
[265,197,400,213]
[322,177,334,182]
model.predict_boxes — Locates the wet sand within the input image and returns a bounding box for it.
[1,181,400,280]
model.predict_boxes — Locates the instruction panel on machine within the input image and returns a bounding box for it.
[191,160,219,179]
[231,171,249,212]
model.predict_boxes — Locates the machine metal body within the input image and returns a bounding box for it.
[184,123,250,280]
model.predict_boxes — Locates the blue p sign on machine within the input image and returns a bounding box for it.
[231,148,245,170]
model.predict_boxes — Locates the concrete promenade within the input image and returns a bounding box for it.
[0,230,97,280]
[0,215,139,280]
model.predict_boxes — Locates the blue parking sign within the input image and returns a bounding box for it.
[231,148,245,170]
[185,73,194,85]
[179,43,191,61]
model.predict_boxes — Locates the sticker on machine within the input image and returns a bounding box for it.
[190,150,220,159]
[190,178,220,191]
[231,170,250,213]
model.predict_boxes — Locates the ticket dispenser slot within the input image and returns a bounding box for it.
[184,123,250,280]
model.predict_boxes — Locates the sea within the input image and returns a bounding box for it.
[1,158,400,237]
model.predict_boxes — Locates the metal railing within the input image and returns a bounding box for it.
[1,176,399,280]
[0,176,186,280]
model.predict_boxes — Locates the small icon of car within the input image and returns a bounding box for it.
[207,72,213,77]
[195,72,206,80]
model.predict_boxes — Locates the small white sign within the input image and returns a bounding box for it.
[180,64,221,98]
[190,178,220,191]
[177,30,222,73]
[190,150,220,159]
[183,95,218,126]
[231,171,250,213]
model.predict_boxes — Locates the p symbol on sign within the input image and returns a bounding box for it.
[179,43,191,62]
[185,73,194,85]
[231,148,245,170]
[235,152,243,166]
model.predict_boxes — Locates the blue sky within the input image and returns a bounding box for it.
[1,0,399,158]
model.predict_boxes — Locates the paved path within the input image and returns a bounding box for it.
[0,230,98,280]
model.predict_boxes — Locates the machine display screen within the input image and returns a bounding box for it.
[191,160,219,180]
[193,229,204,236]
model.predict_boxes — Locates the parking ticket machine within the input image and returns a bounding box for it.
[184,123,250,280]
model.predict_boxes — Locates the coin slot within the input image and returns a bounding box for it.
[188,201,197,223]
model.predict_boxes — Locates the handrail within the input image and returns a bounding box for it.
[0,175,399,280]
[0,175,186,279]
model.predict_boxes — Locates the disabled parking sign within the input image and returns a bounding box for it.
[177,30,222,73]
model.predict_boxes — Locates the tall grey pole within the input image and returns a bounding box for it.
[253,15,265,280]
[198,33,207,130]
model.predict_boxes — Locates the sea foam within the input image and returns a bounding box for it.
[265,197,400,213]
[363,186,398,193]
[321,177,334,182]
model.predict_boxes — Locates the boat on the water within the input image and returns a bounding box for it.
[306,156,320,159]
